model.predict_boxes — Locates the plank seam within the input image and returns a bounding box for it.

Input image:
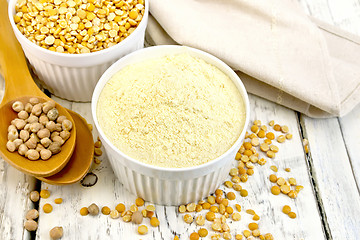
[336,118,360,194]
[298,113,332,240]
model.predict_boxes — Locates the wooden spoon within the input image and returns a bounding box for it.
[0,0,76,177]
[37,110,94,185]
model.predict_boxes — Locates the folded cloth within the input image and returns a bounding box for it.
[146,0,360,118]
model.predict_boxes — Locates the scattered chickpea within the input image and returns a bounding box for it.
[138,225,148,235]
[132,211,143,224]
[43,203,53,213]
[49,226,63,240]
[26,209,39,220]
[24,219,38,231]
[88,203,99,216]
[29,191,40,202]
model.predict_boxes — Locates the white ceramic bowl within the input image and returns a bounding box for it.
[92,45,250,205]
[8,0,148,102]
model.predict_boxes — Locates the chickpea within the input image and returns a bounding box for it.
[26,149,40,160]
[36,144,45,152]
[40,137,52,148]
[6,141,16,152]
[13,119,26,130]
[62,119,72,131]
[88,203,99,216]
[13,139,23,149]
[48,142,62,154]
[20,130,30,142]
[8,128,18,141]
[29,191,40,202]
[49,226,63,240]
[24,103,33,113]
[46,121,56,132]
[131,211,143,224]
[18,110,29,120]
[42,101,56,114]
[40,149,52,160]
[27,115,38,124]
[30,122,43,133]
[24,219,38,231]
[54,123,62,132]
[52,136,64,145]
[51,132,60,139]
[29,97,40,105]
[56,115,66,124]
[31,103,43,116]
[26,209,39,220]
[37,128,50,139]
[8,124,17,133]
[18,144,28,155]
[12,101,24,112]
[25,138,37,149]
[39,115,49,125]
[24,124,31,132]
[60,131,70,141]
[47,108,59,121]
[30,133,40,142]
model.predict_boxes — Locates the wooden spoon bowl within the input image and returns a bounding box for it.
[0,0,76,177]
[37,110,94,184]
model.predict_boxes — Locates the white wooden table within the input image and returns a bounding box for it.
[1,0,360,239]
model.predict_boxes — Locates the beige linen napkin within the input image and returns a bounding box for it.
[146,0,360,118]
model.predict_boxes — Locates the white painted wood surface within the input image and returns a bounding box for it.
[0,0,359,239]
[35,95,325,240]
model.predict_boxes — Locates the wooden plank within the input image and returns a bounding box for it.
[300,115,360,240]
[0,77,36,240]
[298,0,360,36]
[35,95,325,239]
[338,103,360,190]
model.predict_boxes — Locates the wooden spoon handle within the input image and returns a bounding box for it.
[0,0,45,104]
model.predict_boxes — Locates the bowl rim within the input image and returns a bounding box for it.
[91,45,250,173]
[8,0,149,58]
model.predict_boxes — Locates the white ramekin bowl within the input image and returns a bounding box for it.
[92,45,250,205]
[8,0,148,102]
